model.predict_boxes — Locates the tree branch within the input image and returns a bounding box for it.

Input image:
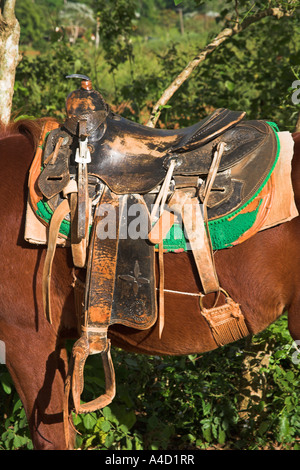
[146,5,296,128]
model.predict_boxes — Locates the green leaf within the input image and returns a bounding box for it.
[279,416,290,441]
[119,423,129,434]
[83,413,96,430]
[258,421,269,436]
[84,435,96,448]
[285,371,295,383]
[125,436,133,450]
[218,429,226,445]
[225,80,235,92]
[12,399,23,414]
[102,406,112,420]
[13,434,28,449]
[14,115,36,122]
[105,431,115,448]
[1,376,12,394]
[158,104,172,110]
[201,422,212,442]
[100,420,111,433]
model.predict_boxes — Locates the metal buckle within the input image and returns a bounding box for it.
[75,137,91,164]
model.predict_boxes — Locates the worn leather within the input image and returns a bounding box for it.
[72,109,246,195]
[39,109,277,221]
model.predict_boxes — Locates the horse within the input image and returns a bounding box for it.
[0,118,300,450]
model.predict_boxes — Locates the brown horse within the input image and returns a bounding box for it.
[0,118,300,450]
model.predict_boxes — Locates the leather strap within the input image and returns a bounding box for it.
[67,186,120,415]
[148,210,175,245]
[42,198,70,323]
[150,159,176,225]
[182,194,219,294]
[158,241,165,338]
[191,141,225,294]
[69,191,87,268]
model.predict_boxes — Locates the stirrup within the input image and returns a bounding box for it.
[68,336,116,415]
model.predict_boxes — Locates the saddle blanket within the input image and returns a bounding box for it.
[25,129,298,251]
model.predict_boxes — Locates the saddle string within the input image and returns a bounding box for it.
[150,159,176,223]
[149,159,176,338]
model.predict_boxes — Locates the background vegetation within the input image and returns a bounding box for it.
[0,0,300,450]
[12,0,300,130]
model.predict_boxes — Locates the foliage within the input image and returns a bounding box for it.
[72,314,300,450]
[12,1,300,130]
[13,40,90,119]
[58,2,96,43]
[171,13,300,130]
[1,315,299,450]
[15,0,51,50]
[95,0,138,74]
[0,371,33,450]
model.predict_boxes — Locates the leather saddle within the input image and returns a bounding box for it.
[33,77,278,424]
[38,106,277,220]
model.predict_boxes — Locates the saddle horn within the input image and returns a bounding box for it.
[66,74,91,81]
[65,74,107,118]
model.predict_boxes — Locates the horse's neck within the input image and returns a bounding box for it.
[0,132,35,190]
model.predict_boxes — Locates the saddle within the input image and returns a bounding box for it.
[28,75,279,431]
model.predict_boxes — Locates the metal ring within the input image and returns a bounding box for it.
[199,287,229,310]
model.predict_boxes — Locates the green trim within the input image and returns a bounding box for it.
[266,121,280,132]
[209,199,262,250]
[160,223,187,252]
[36,200,71,237]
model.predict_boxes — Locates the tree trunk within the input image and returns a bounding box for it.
[0,0,20,124]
